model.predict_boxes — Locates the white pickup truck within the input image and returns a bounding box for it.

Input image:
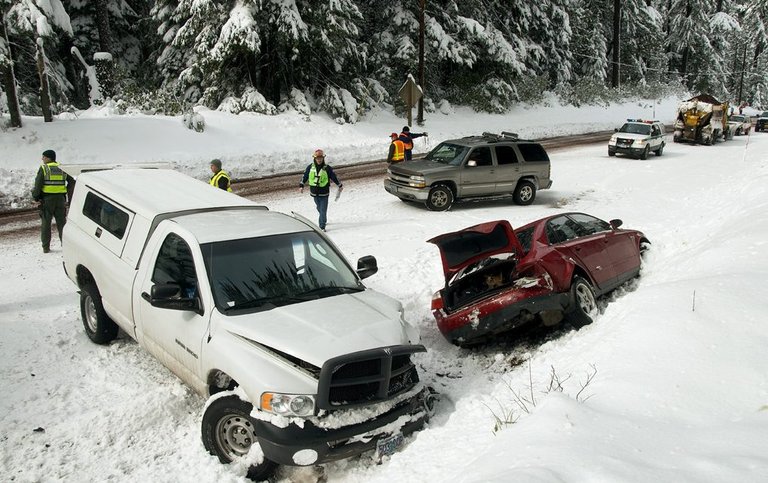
[61,168,433,479]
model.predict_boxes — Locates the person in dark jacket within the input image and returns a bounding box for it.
[209,159,232,191]
[299,149,342,231]
[398,126,428,160]
[31,149,70,253]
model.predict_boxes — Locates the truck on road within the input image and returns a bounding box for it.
[62,168,432,480]
[673,94,731,145]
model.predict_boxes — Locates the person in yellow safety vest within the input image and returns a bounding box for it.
[298,149,342,231]
[387,133,405,163]
[31,149,71,253]
[209,159,232,192]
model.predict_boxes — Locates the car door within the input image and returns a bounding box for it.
[493,145,521,194]
[135,226,211,385]
[546,215,616,290]
[459,146,496,196]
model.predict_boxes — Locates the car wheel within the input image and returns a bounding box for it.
[655,143,664,156]
[567,276,598,327]
[639,145,649,160]
[81,283,118,344]
[513,180,536,205]
[202,394,278,481]
[426,185,453,211]
[608,149,615,157]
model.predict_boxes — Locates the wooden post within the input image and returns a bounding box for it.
[417,0,425,125]
[36,38,52,122]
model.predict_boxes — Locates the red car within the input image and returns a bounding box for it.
[428,212,649,346]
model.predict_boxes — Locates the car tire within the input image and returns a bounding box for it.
[567,276,598,327]
[639,145,649,160]
[202,394,278,481]
[608,150,616,157]
[426,185,453,211]
[81,283,119,344]
[513,180,536,205]
[655,143,664,156]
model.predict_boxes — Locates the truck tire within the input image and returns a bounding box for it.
[655,143,664,156]
[426,185,453,211]
[639,145,650,160]
[80,283,119,344]
[513,180,536,205]
[608,149,615,157]
[202,394,278,481]
[567,277,598,327]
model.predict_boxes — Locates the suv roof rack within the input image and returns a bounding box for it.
[477,131,535,143]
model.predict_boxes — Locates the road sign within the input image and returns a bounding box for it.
[399,74,423,126]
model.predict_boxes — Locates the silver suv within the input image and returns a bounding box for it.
[608,119,665,159]
[383,132,553,211]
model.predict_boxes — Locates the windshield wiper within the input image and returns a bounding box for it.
[224,295,306,311]
[296,286,363,299]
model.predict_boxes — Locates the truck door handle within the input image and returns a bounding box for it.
[141,292,151,302]
[95,227,102,238]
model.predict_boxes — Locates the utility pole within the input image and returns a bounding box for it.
[611,0,621,88]
[737,42,747,105]
[417,0,425,125]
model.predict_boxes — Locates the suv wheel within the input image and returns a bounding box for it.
[202,394,278,481]
[639,145,650,160]
[426,185,453,211]
[655,143,664,156]
[513,180,536,205]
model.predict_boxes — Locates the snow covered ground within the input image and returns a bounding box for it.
[2,103,768,482]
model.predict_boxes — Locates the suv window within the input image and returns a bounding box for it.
[153,233,198,298]
[517,143,549,162]
[467,147,492,167]
[619,123,651,135]
[425,142,470,166]
[567,213,610,235]
[83,192,130,239]
[495,146,519,165]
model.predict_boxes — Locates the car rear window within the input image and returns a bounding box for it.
[82,192,130,239]
[517,143,549,162]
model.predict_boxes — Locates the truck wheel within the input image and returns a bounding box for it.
[80,283,118,344]
[639,145,649,160]
[608,149,615,157]
[673,134,680,143]
[655,143,664,156]
[567,277,598,327]
[202,394,278,481]
[513,180,536,205]
[426,185,453,211]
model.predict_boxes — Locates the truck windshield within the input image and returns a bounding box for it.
[424,142,470,166]
[618,123,651,135]
[201,232,363,314]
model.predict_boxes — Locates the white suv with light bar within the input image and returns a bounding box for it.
[608,119,666,159]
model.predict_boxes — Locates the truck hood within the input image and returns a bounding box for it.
[389,159,456,176]
[427,220,523,282]
[613,133,649,141]
[220,290,413,367]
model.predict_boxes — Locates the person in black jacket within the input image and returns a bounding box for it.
[299,149,342,231]
[31,149,70,253]
[398,126,428,160]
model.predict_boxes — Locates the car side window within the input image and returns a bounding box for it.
[467,147,492,167]
[494,146,518,165]
[652,125,660,136]
[153,233,198,298]
[546,216,584,244]
[567,213,611,235]
[517,143,549,162]
[82,192,130,239]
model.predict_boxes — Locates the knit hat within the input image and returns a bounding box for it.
[402,126,410,132]
[210,158,222,169]
[42,149,56,161]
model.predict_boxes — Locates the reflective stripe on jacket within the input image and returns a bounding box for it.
[210,170,232,192]
[41,162,67,194]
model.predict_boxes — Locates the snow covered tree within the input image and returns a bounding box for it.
[667,0,716,89]
[570,0,610,83]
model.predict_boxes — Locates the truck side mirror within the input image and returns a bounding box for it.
[356,255,378,280]
[149,283,201,314]
[609,219,623,229]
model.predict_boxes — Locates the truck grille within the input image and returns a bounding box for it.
[387,170,415,187]
[316,345,426,410]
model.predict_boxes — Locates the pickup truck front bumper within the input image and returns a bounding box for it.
[383,179,429,202]
[253,386,432,466]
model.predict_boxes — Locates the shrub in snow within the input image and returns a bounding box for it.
[349,78,390,112]
[468,78,517,113]
[241,87,277,115]
[182,111,205,132]
[278,88,311,120]
[515,76,549,105]
[423,97,436,113]
[217,96,242,114]
[318,86,359,124]
[437,99,453,115]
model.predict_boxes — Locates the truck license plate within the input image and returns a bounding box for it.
[375,433,404,459]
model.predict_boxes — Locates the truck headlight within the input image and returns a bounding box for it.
[261,392,315,417]
[408,175,426,188]
[635,139,645,145]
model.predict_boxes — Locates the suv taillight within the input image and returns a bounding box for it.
[431,291,444,311]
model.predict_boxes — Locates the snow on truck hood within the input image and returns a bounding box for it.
[220,290,413,367]
[427,220,523,281]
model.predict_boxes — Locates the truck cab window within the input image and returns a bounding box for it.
[153,233,198,298]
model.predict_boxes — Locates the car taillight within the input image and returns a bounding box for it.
[431,291,444,311]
